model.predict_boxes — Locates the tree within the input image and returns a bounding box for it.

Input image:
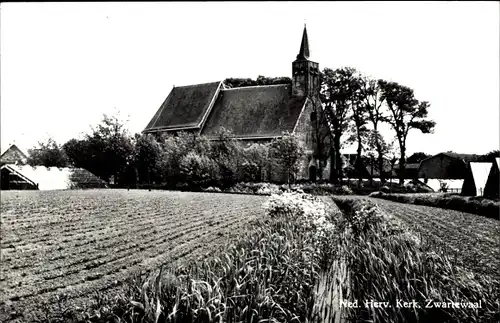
[158,132,200,185]
[209,127,244,187]
[88,113,134,185]
[320,67,355,184]
[360,76,389,184]
[179,151,218,188]
[477,150,500,163]
[270,132,305,186]
[133,134,163,184]
[63,138,91,169]
[342,69,369,186]
[364,130,394,187]
[27,138,69,168]
[224,76,292,89]
[309,97,332,182]
[379,81,435,184]
[407,152,431,164]
[242,143,270,182]
[384,138,400,189]
[64,112,134,186]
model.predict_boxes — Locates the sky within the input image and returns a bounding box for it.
[1,1,499,156]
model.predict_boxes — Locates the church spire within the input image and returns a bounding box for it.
[296,24,310,60]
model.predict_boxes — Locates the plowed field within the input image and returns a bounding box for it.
[0,190,267,322]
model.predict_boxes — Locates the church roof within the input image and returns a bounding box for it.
[200,84,307,139]
[144,81,222,132]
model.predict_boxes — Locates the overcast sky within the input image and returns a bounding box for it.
[1,2,499,156]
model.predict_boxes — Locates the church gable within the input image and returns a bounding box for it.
[144,81,222,133]
[200,84,307,139]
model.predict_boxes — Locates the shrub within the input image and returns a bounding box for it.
[255,183,281,195]
[202,186,221,192]
[179,152,218,188]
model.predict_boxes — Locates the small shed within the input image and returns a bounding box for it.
[484,158,499,199]
[0,165,108,190]
[461,162,492,196]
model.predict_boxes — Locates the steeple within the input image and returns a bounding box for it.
[296,24,310,60]
[292,24,319,98]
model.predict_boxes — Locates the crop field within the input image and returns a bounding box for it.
[372,197,500,279]
[0,189,267,322]
[341,196,500,280]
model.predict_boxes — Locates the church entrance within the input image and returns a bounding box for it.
[309,166,317,182]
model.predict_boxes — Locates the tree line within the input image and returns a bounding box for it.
[319,67,436,185]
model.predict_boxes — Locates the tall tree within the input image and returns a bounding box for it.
[27,138,69,168]
[379,81,435,184]
[343,69,368,186]
[320,67,355,184]
[361,77,388,184]
[309,97,332,181]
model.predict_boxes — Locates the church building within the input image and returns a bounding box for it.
[143,26,331,182]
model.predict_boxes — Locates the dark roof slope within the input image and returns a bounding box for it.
[201,84,306,138]
[441,152,480,163]
[144,81,222,132]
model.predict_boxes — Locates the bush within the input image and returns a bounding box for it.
[179,152,219,188]
[202,186,221,193]
[290,183,354,196]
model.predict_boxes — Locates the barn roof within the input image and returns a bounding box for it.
[200,84,307,138]
[441,152,480,163]
[1,164,107,190]
[143,81,223,132]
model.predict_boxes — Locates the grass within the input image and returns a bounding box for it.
[370,191,500,219]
